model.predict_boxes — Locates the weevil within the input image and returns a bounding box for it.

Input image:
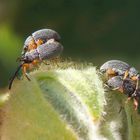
[107,76,140,110]
[9,29,63,90]
[100,60,140,96]
[22,29,61,56]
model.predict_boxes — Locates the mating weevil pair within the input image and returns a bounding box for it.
[100,60,140,110]
[9,29,63,89]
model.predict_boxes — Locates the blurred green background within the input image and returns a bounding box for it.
[0,0,140,87]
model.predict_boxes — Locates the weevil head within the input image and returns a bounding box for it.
[99,68,106,73]
[122,78,136,97]
[22,36,37,55]
[129,67,139,77]
[22,36,33,54]
[18,52,33,63]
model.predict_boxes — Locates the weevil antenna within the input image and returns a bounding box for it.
[9,64,23,90]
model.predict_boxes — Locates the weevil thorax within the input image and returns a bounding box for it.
[22,36,32,54]
[23,49,39,63]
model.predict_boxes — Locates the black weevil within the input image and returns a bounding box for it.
[100,60,140,96]
[9,29,63,89]
[107,76,140,110]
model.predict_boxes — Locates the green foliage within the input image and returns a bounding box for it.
[0,24,22,87]
[0,25,21,65]
[0,62,140,140]
[0,79,77,140]
[0,63,106,140]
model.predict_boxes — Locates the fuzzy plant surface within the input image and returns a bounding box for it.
[0,61,140,140]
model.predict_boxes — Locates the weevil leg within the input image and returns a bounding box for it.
[32,59,40,66]
[123,70,129,80]
[28,38,43,52]
[132,77,139,97]
[133,98,138,110]
[22,64,31,81]
[98,71,104,75]
[36,39,43,46]
[109,87,124,94]
[103,83,111,92]
[135,77,139,91]
[112,87,120,91]
[104,83,110,88]
[28,39,37,51]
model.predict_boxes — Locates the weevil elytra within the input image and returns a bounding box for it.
[100,60,140,96]
[9,29,63,89]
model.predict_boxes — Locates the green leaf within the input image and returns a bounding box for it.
[0,62,140,140]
